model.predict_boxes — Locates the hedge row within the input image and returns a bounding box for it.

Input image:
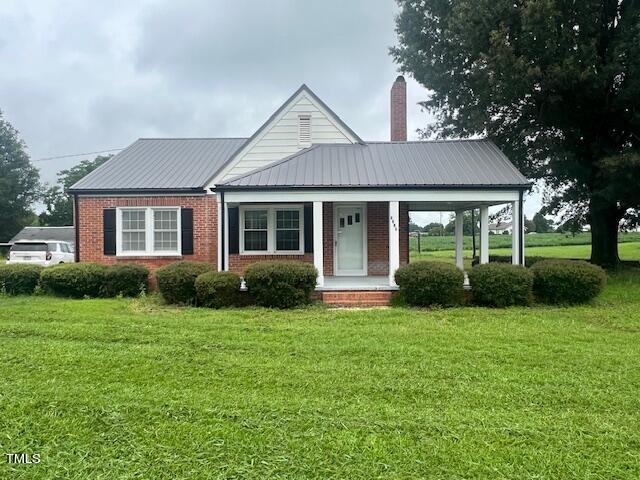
[2,258,606,308]
[395,259,606,308]
[156,260,318,309]
[0,263,149,298]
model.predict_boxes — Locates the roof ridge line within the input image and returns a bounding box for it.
[364,138,489,144]
[138,137,248,140]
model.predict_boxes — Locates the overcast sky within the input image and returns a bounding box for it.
[0,0,540,224]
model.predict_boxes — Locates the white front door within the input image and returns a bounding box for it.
[334,204,367,276]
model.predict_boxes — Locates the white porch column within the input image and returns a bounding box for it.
[454,210,464,270]
[511,200,521,265]
[313,201,324,287]
[389,201,400,286]
[479,206,489,264]
[223,201,229,271]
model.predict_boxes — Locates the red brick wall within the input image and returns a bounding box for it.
[228,254,313,273]
[77,195,217,271]
[400,201,409,266]
[323,202,334,276]
[76,197,408,279]
[367,202,389,276]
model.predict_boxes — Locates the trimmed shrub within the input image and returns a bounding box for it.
[469,263,533,307]
[40,263,108,298]
[244,261,317,309]
[0,264,43,295]
[103,264,149,297]
[394,261,464,307]
[156,261,213,305]
[531,260,606,304]
[195,271,243,308]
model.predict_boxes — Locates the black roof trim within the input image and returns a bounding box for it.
[70,187,206,195]
[214,183,533,192]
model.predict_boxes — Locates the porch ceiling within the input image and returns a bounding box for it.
[406,200,507,211]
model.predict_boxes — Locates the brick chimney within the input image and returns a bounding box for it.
[390,75,407,141]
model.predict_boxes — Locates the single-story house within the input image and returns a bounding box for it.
[69,77,530,303]
[488,221,513,235]
[2,226,75,248]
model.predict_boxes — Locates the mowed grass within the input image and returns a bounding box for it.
[1,271,640,478]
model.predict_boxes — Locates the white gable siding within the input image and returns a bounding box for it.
[218,93,355,182]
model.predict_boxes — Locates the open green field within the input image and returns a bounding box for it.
[1,270,640,478]
[410,231,640,252]
[411,241,640,266]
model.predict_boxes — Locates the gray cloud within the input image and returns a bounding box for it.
[0,0,540,219]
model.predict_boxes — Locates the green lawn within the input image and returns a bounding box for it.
[1,271,640,478]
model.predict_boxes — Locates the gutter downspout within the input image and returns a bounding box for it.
[220,190,225,271]
[73,194,80,262]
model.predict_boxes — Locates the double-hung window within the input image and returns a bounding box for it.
[117,207,181,256]
[240,205,303,254]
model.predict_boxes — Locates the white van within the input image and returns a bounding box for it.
[7,240,75,266]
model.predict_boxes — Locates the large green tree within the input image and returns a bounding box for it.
[392,0,640,267]
[39,155,111,226]
[0,110,40,242]
[533,211,553,233]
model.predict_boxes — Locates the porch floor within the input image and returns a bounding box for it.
[317,276,398,291]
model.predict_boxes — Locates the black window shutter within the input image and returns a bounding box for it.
[103,209,116,255]
[228,207,239,254]
[304,204,313,253]
[181,208,194,255]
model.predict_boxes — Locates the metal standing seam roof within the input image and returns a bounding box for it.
[219,140,530,189]
[69,138,247,192]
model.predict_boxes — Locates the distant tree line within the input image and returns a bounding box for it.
[411,210,556,236]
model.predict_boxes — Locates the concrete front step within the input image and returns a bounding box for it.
[321,290,394,307]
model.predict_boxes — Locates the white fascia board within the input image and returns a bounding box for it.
[223,189,521,204]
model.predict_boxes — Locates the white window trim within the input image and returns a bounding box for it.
[116,207,182,257]
[239,204,304,255]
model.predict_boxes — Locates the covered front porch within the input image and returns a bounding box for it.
[218,189,526,290]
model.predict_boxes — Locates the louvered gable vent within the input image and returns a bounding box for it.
[298,114,311,147]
